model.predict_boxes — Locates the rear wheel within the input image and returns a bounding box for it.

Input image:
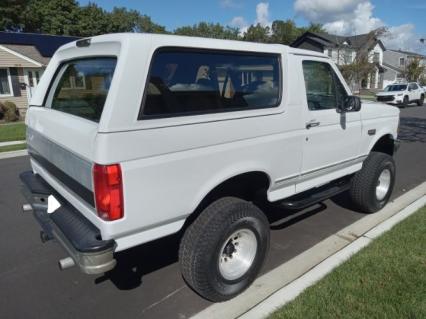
[349,152,395,213]
[179,197,269,302]
[417,95,424,106]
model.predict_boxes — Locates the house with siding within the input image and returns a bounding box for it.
[0,32,78,117]
[291,32,386,91]
[382,49,426,87]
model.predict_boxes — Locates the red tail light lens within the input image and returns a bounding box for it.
[93,163,124,221]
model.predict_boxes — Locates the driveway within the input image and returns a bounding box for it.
[0,106,425,319]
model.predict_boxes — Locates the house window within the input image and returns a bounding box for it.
[399,57,405,67]
[344,49,353,63]
[0,68,12,96]
[27,71,34,87]
[373,52,380,63]
[61,71,86,89]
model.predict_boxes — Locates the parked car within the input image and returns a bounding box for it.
[376,82,425,107]
[20,33,400,302]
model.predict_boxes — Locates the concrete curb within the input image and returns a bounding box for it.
[0,140,26,147]
[0,149,28,160]
[190,181,426,319]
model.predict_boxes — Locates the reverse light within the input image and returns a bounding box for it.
[93,163,124,221]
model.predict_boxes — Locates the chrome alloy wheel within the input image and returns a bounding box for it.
[218,229,258,281]
[376,168,391,201]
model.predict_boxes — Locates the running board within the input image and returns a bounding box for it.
[277,179,351,210]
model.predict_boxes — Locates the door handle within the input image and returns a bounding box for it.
[306,120,320,129]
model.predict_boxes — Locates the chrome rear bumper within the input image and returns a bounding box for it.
[20,171,116,275]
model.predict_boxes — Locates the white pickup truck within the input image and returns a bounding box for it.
[20,33,400,302]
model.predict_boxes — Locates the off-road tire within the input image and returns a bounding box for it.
[349,152,395,213]
[179,197,269,302]
[417,95,424,106]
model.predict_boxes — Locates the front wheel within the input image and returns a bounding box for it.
[179,197,270,302]
[417,95,424,106]
[349,152,396,213]
[402,95,409,107]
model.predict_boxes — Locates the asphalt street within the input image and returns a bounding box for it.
[0,105,425,319]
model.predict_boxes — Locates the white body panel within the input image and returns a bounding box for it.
[25,34,400,251]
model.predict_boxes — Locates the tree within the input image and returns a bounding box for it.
[403,58,425,82]
[75,2,109,37]
[243,23,270,43]
[300,23,324,34]
[135,15,167,34]
[106,7,141,33]
[270,20,300,45]
[174,22,239,40]
[0,0,29,31]
[22,0,80,35]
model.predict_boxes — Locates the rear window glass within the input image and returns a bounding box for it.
[140,49,281,118]
[49,58,117,122]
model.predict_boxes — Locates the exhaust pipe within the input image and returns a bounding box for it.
[22,204,32,212]
[58,257,76,270]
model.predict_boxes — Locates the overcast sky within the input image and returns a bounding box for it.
[80,0,426,54]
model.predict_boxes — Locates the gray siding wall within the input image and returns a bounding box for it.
[383,50,406,69]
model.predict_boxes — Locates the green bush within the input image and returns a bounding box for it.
[3,101,20,122]
[0,102,5,120]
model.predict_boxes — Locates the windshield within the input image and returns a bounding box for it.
[49,57,117,122]
[384,85,407,92]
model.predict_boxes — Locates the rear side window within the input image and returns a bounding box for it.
[140,49,281,118]
[48,58,117,122]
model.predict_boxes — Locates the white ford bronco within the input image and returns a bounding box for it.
[21,33,400,302]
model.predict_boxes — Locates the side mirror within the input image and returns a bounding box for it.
[338,96,361,113]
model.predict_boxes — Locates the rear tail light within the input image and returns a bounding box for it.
[93,163,124,221]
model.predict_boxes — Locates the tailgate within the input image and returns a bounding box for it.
[25,42,120,220]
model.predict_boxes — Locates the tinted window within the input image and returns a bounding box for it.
[141,49,281,118]
[385,85,407,92]
[302,61,347,111]
[49,58,117,122]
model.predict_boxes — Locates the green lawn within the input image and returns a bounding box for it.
[358,94,376,101]
[0,143,27,153]
[0,122,26,142]
[270,207,426,319]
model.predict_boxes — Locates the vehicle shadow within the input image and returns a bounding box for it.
[95,232,182,290]
[398,116,426,143]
